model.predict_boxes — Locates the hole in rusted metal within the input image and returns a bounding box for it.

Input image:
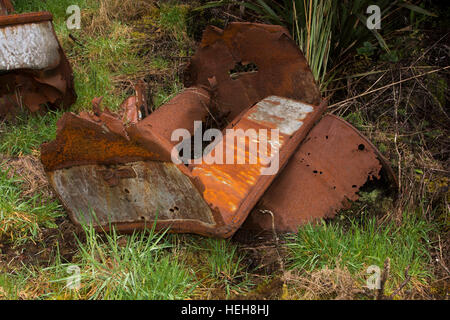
[169,206,179,213]
[358,144,365,151]
[229,61,258,80]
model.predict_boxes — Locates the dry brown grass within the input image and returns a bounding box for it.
[2,155,51,199]
[83,0,156,36]
[282,267,365,300]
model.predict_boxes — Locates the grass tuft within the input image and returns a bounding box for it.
[0,166,62,245]
[0,111,62,156]
[285,211,436,296]
[43,223,197,300]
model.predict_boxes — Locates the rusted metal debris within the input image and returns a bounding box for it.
[184,23,321,122]
[0,0,13,15]
[242,114,398,233]
[0,4,76,120]
[40,22,396,238]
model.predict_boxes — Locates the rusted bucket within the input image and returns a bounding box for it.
[0,2,76,120]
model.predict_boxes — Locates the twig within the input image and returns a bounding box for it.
[437,235,450,275]
[259,209,285,273]
[389,265,411,299]
[328,66,450,109]
[68,34,85,48]
[393,71,402,215]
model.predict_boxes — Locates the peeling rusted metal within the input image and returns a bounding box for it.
[40,22,395,238]
[0,0,13,15]
[242,114,398,233]
[189,97,326,237]
[0,10,76,120]
[42,95,325,237]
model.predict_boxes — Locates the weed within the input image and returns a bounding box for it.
[182,237,253,298]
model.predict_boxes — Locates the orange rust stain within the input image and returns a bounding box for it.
[192,112,286,224]
[42,125,160,171]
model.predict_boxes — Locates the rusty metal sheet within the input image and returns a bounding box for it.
[41,111,174,172]
[184,22,321,122]
[40,84,213,172]
[0,0,13,15]
[40,22,328,238]
[241,114,398,233]
[141,86,213,143]
[48,161,217,232]
[41,94,325,238]
[41,104,223,237]
[190,96,326,237]
[0,11,76,120]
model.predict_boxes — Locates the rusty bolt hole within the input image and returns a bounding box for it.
[358,143,365,151]
[229,61,258,80]
[169,206,180,213]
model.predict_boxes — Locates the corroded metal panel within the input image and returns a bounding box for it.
[38,22,397,238]
[184,23,321,121]
[190,96,326,237]
[48,161,215,227]
[42,95,325,238]
[0,21,60,71]
[242,114,397,232]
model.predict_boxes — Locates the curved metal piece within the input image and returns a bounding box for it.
[39,22,397,238]
[184,22,321,123]
[242,114,398,233]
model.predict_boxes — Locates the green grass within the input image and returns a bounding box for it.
[0,166,62,245]
[0,224,198,299]
[285,211,436,294]
[42,224,196,300]
[193,238,253,297]
[0,111,62,156]
[159,2,189,44]
[0,267,36,299]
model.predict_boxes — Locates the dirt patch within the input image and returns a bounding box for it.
[0,217,80,271]
[281,267,366,300]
